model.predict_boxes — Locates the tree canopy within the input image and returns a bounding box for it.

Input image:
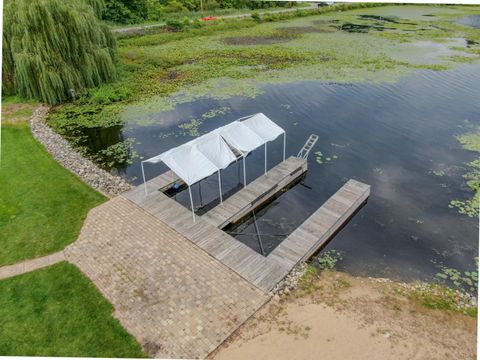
[103,0,291,24]
[2,0,117,105]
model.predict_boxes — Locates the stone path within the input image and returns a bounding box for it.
[65,197,268,359]
[0,251,65,280]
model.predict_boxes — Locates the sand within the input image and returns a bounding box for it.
[211,271,476,360]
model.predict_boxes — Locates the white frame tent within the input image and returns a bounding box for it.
[141,113,286,222]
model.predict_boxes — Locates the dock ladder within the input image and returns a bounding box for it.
[297,134,319,160]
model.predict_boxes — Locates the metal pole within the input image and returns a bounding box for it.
[218,170,223,204]
[264,143,267,175]
[283,132,286,161]
[243,154,247,188]
[188,186,196,223]
[252,210,265,256]
[141,161,148,196]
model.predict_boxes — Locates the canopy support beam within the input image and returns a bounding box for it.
[141,161,147,196]
[188,186,196,223]
[218,170,223,204]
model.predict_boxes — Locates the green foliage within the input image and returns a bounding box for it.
[91,138,138,168]
[313,250,344,271]
[46,103,138,169]
[3,0,117,105]
[296,265,322,297]
[409,283,477,317]
[435,258,478,295]
[166,18,186,31]
[251,11,261,22]
[0,262,146,357]
[449,127,480,217]
[0,123,105,266]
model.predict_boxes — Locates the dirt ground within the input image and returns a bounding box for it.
[211,270,477,360]
[1,102,36,124]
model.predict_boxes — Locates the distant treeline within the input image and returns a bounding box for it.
[103,0,295,23]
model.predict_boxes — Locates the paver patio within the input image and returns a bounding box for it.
[64,196,268,359]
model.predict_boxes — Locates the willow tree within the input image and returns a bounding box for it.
[2,0,117,104]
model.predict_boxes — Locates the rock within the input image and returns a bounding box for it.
[29,105,133,197]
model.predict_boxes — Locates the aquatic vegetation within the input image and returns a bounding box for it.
[176,106,231,137]
[91,138,138,169]
[429,169,446,177]
[435,261,478,295]
[449,127,480,217]
[314,151,338,164]
[46,4,480,169]
[312,249,344,271]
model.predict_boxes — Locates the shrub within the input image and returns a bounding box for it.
[166,18,185,31]
[251,11,261,22]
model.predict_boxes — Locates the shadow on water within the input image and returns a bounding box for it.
[118,64,480,283]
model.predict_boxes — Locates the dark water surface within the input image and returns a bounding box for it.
[118,64,479,282]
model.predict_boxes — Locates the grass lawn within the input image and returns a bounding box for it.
[0,261,145,357]
[0,101,106,266]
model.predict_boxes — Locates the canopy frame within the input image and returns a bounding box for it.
[141,113,286,222]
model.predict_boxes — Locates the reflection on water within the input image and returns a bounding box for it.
[120,64,480,282]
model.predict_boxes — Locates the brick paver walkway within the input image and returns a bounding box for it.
[0,251,65,280]
[65,197,268,359]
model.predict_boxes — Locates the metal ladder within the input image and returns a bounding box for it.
[297,134,319,160]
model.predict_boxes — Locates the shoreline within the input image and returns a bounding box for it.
[29,105,132,197]
[211,268,477,360]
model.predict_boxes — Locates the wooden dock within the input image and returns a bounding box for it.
[202,156,307,228]
[269,179,370,269]
[122,158,370,293]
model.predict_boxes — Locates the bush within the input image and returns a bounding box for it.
[163,0,187,13]
[146,0,164,21]
[205,0,220,11]
[192,18,203,28]
[166,18,185,31]
[251,11,260,22]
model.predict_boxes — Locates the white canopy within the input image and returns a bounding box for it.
[242,113,285,142]
[144,132,237,185]
[216,121,264,154]
[141,113,287,221]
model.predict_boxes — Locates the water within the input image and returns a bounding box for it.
[456,15,480,28]
[104,64,480,282]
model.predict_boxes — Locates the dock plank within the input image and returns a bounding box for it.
[202,156,307,228]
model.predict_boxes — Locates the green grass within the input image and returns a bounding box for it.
[0,121,106,266]
[409,283,477,317]
[0,261,145,357]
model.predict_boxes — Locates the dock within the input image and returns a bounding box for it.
[123,156,370,293]
[269,179,370,269]
[202,156,307,228]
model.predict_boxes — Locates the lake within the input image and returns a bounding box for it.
[106,63,479,283]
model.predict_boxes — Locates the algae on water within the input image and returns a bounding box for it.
[449,127,480,218]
